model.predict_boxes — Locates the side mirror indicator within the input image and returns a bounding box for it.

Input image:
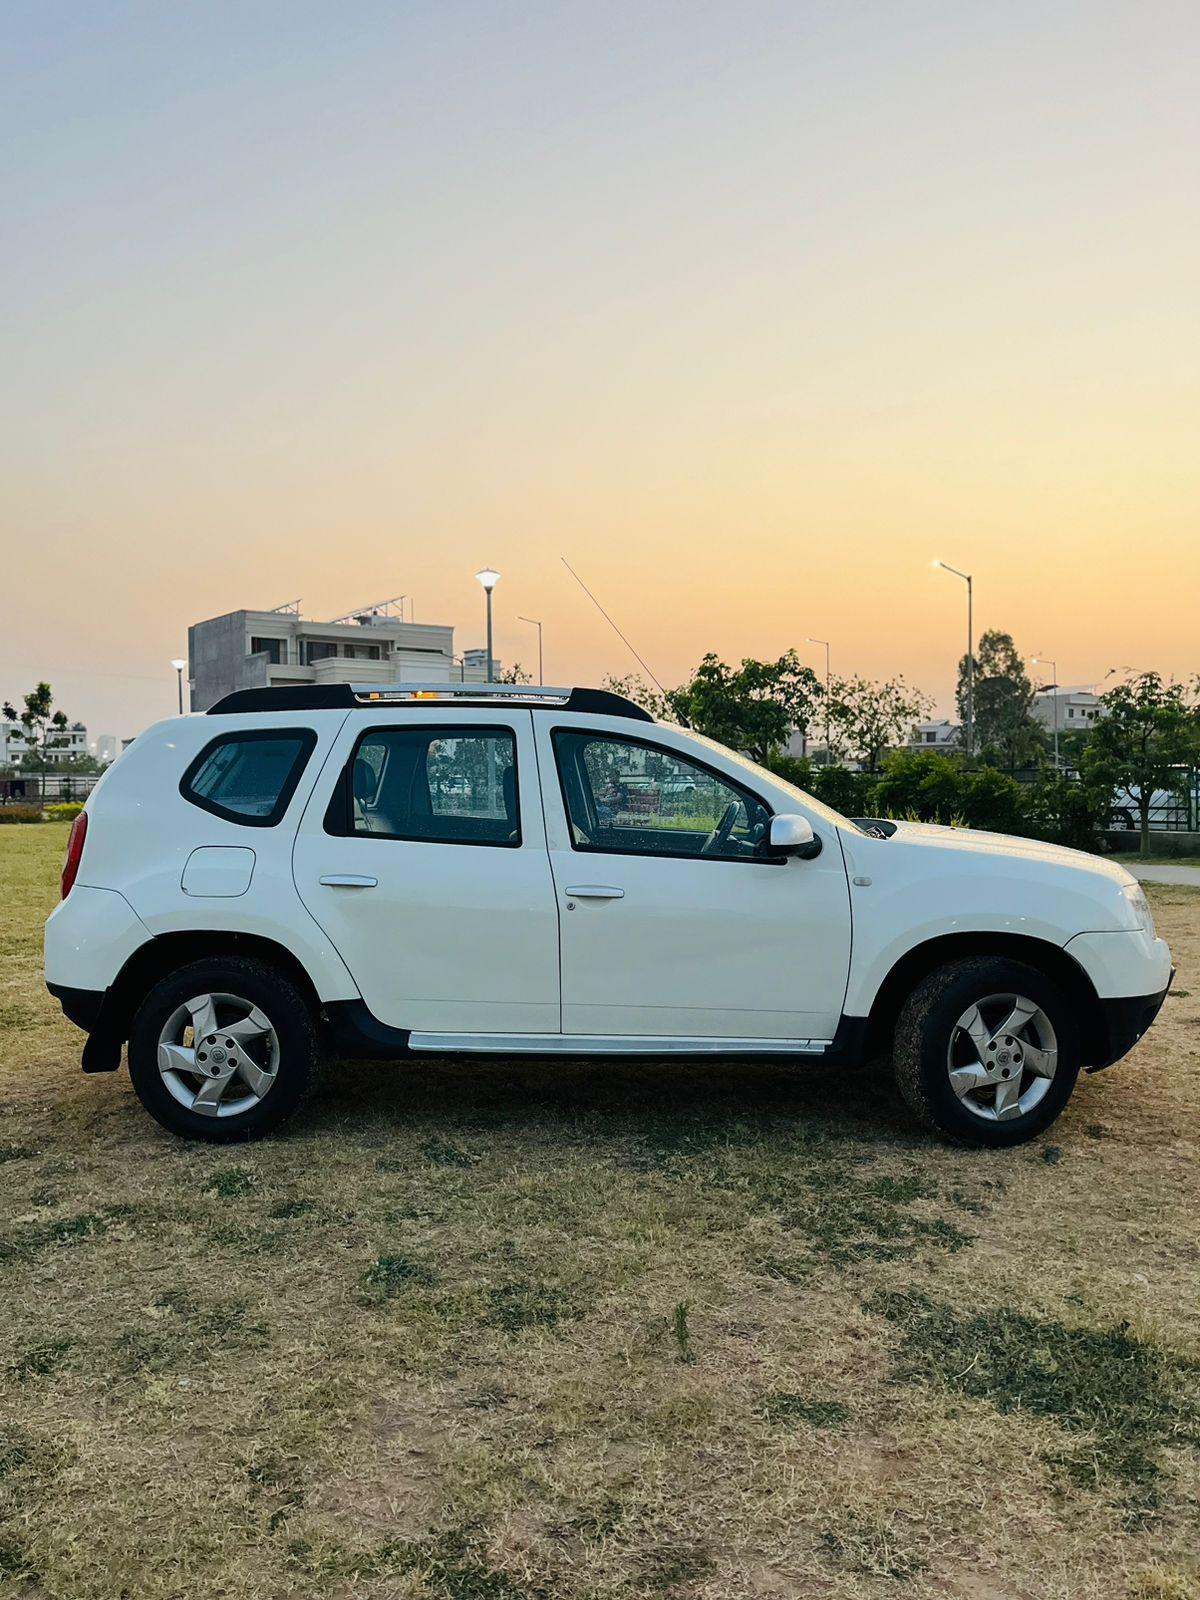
[766,813,822,860]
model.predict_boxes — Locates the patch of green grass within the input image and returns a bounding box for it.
[208,1166,256,1197]
[0,1203,134,1263]
[639,1543,716,1590]
[871,1291,1198,1491]
[819,1512,926,1581]
[422,1138,477,1167]
[764,1392,849,1428]
[671,1300,693,1364]
[8,1338,73,1381]
[268,1198,318,1219]
[0,1143,34,1164]
[484,1279,568,1332]
[363,1254,436,1297]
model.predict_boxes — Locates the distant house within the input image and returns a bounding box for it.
[1031,688,1104,735]
[908,719,960,752]
[1,718,89,766]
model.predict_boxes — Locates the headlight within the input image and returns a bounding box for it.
[1121,882,1155,936]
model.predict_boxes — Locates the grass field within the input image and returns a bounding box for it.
[2,825,1199,1600]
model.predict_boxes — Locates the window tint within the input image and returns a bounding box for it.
[344,727,519,846]
[182,730,315,826]
[552,731,769,860]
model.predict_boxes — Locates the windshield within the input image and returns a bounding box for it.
[678,729,864,834]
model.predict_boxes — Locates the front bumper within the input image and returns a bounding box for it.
[1088,970,1174,1072]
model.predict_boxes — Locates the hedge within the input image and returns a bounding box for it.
[771,750,1108,852]
[0,805,45,824]
[45,802,85,821]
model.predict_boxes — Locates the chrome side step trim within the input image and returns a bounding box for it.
[407,1031,829,1056]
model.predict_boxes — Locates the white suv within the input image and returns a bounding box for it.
[45,682,1172,1147]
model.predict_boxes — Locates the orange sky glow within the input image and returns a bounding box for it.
[2,2,1197,738]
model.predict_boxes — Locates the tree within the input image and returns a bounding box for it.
[497,662,532,684]
[1082,672,1200,857]
[826,675,932,771]
[664,650,823,767]
[600,674,672,720]
[957,630,1044,768]
[2,682,71,805]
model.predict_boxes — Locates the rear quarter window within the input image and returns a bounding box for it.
[181,729,317,826]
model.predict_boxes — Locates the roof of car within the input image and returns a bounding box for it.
[206,682,655,722]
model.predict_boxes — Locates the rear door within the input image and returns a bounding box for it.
[293,709,560,1033]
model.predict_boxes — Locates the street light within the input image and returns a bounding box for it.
[474,568,500,682]
[932,560,973,757]
[1032,656,1059,768]
[518,616,544,683]
[806,637,830,763]
[170,658,187,715]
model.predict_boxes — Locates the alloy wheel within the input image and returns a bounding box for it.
[157,991,280,1118]
[945,991,1058,1123]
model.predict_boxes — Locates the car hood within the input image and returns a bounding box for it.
[883,820,1136,886]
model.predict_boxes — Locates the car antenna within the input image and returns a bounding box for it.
[560,556,668,696]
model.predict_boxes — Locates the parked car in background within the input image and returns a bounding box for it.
[46,683,1171,1148]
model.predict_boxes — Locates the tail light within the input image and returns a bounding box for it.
[61,811,88,899]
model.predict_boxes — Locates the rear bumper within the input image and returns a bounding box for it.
[1088,970,1174,1072]
[46,981,124,1073]
[47,982,106,1032]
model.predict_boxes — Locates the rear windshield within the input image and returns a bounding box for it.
[181,730,316,826]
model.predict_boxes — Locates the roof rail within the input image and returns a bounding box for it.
[206,682,655,721]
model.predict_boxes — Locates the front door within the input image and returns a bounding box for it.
[535,721,852,1041]
[293,710,559,1033]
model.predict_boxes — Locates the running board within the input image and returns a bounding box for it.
[407,1031,830,1056]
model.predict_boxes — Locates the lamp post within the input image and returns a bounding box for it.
[1032,655,1058,768]
[933,560,973,756]
[518,616,544,683]
[806,637,830,763]
[170,658,187,715]
[474,568,500,682]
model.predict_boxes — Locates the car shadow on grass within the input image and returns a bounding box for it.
[301,1050,924,1152]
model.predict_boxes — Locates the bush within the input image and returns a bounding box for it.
[0,805,44,824]
[45,802,84,821]
[870,751,968,825]
[808,765,875,818]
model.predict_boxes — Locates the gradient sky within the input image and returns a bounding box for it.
[3,0,1198,739]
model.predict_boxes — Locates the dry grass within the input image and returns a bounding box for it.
[2,824,1199,1600]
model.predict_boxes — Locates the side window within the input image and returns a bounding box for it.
[181,730,316,826]
[341,726,519,847]
[552,731,770,860]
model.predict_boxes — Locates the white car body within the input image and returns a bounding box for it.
[45,684,1172,1139]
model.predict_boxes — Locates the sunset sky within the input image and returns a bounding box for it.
[3,1,1198,739]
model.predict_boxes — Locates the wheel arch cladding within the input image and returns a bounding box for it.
[863,932,1103,1065]
[106,931,324,1048]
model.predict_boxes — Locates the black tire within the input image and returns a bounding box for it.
[893,956,1081,1147]
[127,957,318,1143]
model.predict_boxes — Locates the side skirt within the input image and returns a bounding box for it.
[408,1031,830,1056]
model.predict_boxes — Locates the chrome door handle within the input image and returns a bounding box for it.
[319,874,378,888]
[564,884,624,899]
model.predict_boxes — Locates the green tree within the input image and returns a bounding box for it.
[662,651,824,766]
[1082,672,1200,857]
[2,682,71,805]
[957,630,1044,768]
[600,674,672,720]
[827,675,931,772]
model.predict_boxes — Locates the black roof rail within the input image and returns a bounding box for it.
[206,683,655,722]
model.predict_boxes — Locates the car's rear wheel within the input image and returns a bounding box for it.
[893,956,1081,1147]
[128,957,317,1142]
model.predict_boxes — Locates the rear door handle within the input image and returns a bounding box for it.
[319,874,378,888]
[565,884,624,899]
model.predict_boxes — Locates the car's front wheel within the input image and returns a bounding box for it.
[128,957,317,1142]
[893,956,1081,1147]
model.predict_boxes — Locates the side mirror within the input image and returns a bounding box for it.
[766,813,822,860]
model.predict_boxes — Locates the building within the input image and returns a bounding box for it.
[1031,688,1104,736]
[95,734,121,765]
[187,599,500,711]
[908,719,960,752]
[1,718,89,767]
